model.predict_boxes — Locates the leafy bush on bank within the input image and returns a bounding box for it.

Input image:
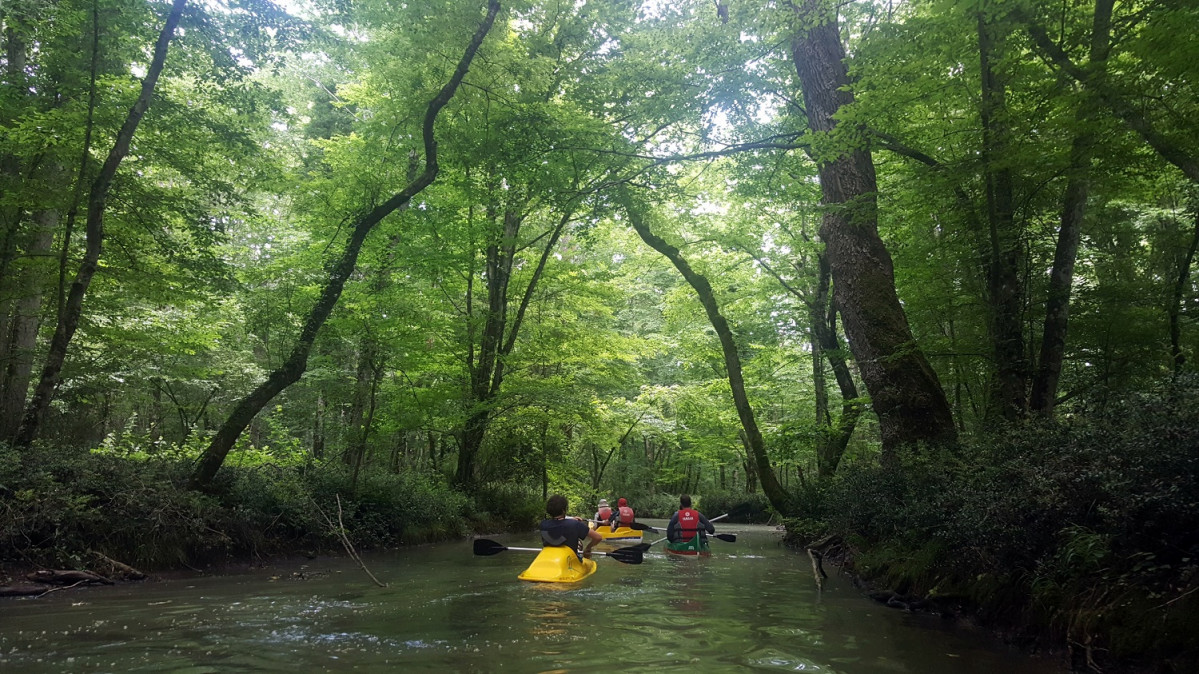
[0,444,472,573]
[785,380,1199,667]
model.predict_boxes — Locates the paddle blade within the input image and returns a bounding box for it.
[627,522,659,533]
[473,539,507,556]
[606,546,644,564]
[714,533,737,543]
[629,542,652,553]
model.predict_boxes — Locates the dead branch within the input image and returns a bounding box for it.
[312,494,387,588]
[807,548,826,591]
[36,580,88,597]
[89,550,147,580]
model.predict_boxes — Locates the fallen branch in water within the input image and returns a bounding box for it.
[804,534,840,591]
[312,494,387,588]
[89,550,147,580]
[36,580,87,598]
[807,548,826,591]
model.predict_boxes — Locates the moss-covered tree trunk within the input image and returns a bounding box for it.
[621,189,794,514]
[790,0,957,456]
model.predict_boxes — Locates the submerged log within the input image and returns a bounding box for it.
[26,569,113,585]
[90,551,147,580]
[0,582,50,597]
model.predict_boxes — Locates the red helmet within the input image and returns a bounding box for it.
[618,498,627,506]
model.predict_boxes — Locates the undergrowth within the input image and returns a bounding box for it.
[784,379,1199,669]
[0,442,531,575]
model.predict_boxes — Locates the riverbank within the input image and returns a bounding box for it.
[0,443,546,592]
[781,388,1199,672]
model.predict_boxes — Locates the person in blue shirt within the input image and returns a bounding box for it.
[540,494,601,559]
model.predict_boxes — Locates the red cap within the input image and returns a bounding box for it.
[618,498,627,506]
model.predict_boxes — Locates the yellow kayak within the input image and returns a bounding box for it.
[517,545,598,583]
[588,521,644,544]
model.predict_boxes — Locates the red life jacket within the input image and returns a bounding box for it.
[677,508,700,541]
[617,506,634,525]
[597,506,612,521]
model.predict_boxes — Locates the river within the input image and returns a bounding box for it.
[0,522,1061,672]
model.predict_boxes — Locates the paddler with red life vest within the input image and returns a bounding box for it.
[666,494,715,544]
[608,497,635,531]
[593,498,612,523]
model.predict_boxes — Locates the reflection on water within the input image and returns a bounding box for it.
[527,600,573,636]
[0,524,1062,673]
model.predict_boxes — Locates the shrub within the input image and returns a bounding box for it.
[0,442,474,575]
[789,378,1199,665]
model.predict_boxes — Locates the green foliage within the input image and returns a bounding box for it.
[791,378,1199,660]
[632,492,683,519]
[696,491,773,524]
[4,2,1199,666]
[0,444,472,571]
[468,481,545,532]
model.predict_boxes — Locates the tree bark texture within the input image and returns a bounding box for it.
[190,0,502,489]
[790,1,957,456]
[621,188,794,514]
[811,254,861,477]
[0,209,54,441]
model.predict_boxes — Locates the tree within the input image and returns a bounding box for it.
[9,0,189,447]
[786,0,957,455]
[620,186,795,514]
[189,0,502,489]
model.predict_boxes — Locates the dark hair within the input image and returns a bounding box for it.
[679,494,692,508]
[546,494,568,517]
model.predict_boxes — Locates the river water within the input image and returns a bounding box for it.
[0,522,1061,672]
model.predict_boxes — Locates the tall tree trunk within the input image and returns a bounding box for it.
[1170,203,1199,378]
[15,0,189,448]
[455,207,520,485]
[790,0,957,457]
[977,9,1026,421]
[0,12,31,294]
[349,355,381,494]
[0,210,54,441]
[345,338,380,465]
[454,207,573,486]
[1031,0,1114,413]
[312,391,325,459]
[190,0,502,489]
[621,188,793,514]
[811,255,862,477]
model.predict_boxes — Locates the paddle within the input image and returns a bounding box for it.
[631,537,666,552]
[630,528,735,551]
[472,539,644,564]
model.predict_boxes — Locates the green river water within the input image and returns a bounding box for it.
[0,522,1061,672]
